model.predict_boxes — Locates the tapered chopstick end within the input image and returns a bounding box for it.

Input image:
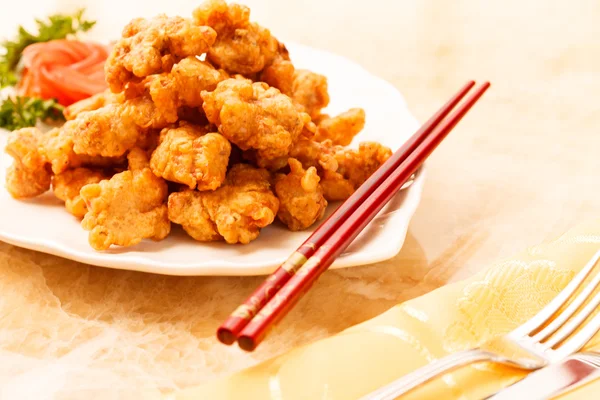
[217,328,237,345]
[238,336,257,352]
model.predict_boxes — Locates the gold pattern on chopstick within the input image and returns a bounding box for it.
[252,256,323,323]
[253,291,290,322]
[231,295,262,320]
[281,251,308,273]
[294,256,321,278]
[305,243,316,250]
[233,252,314,321]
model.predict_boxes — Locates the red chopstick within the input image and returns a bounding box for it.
[216,81,477,345]
[236,82,491,351]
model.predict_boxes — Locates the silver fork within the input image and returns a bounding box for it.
[360,249,600,400]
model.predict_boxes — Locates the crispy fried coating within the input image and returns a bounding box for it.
[292,69,330,119]
[80,148,170,250]
[314,108,365,146]
[63,90,122,121]
[202,78,311,160]
[52,168,109,218]
[259,56,295,96]
[321,142,392,201]
[4,127,52,198]
[68,96,173,158]
[41,127,79,173]
[150,122,231,190]
[193,0,250,31]
[319,170,356,201]
[336,142,392,188]
[105,15,217,92]
[193,0,280,75]
[248,137,338,172]
[312,113,330,125]
[42,127,124,174]
[67,105,139,157]
[206,164,279,244]
[167,190,221,242]
[289,138,338,171]
[168,164,279,244]
[123,95,175,130]
[274,158,327,231]
[193,0,249,32]
[147,57,227,122]
[255,138,391,201]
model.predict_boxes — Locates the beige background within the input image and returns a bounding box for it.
[1,0,600,398]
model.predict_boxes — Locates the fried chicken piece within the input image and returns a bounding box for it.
[4,127,52,198]
[292,69,330,119]
[202,78,312,160]
[274,158,327,231]
[336,142,392,187]
[147,57,227,122]
[312,113,330,125]
[253,138,391,201]
[289,138,338,171]
[150,122,231,190]
[68,95,173,158]
[321,142,392,201]
[42,127,125,174]
[314,108,365,146]
[52,168,109,218]
[63,90,123,120]
[105,15,217,92]
[193,0,280,75]
[247,137,338,172]
[319,170,356,201]
[67,105,139,157]
[80,148,170,250]
[193,0,249,33]
[167,190,221,242]
[42,127,80,174]
[168,164,279,244]
[205,164,279,244]
[259,56,295,96]
[123,95,176,130]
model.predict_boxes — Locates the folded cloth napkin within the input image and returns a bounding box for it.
[171,219,600,399]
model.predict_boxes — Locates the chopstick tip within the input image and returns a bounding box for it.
[238,336,257,352]
[464,80,476,90]
[217,328,237,345]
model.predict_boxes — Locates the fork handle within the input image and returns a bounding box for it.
[359,348,491,400]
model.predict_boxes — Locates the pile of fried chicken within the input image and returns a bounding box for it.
[4,0,392,250]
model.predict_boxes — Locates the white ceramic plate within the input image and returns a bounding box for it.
[0,42,424,276]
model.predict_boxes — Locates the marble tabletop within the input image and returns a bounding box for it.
[1,0,599,398]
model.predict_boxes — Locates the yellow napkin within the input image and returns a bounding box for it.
[173,219,600,399]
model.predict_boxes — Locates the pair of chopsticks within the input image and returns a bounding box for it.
[218,80,491,351]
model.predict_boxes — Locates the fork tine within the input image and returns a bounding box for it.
[552,301,600,359]
[545,289,600,349]
[533,254,600,342]
[512,249,600,337]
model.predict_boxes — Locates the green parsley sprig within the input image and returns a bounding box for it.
[0,10,96,129]
[0,96,65,130]
[0,9,96,88]
[0,64,17,88]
